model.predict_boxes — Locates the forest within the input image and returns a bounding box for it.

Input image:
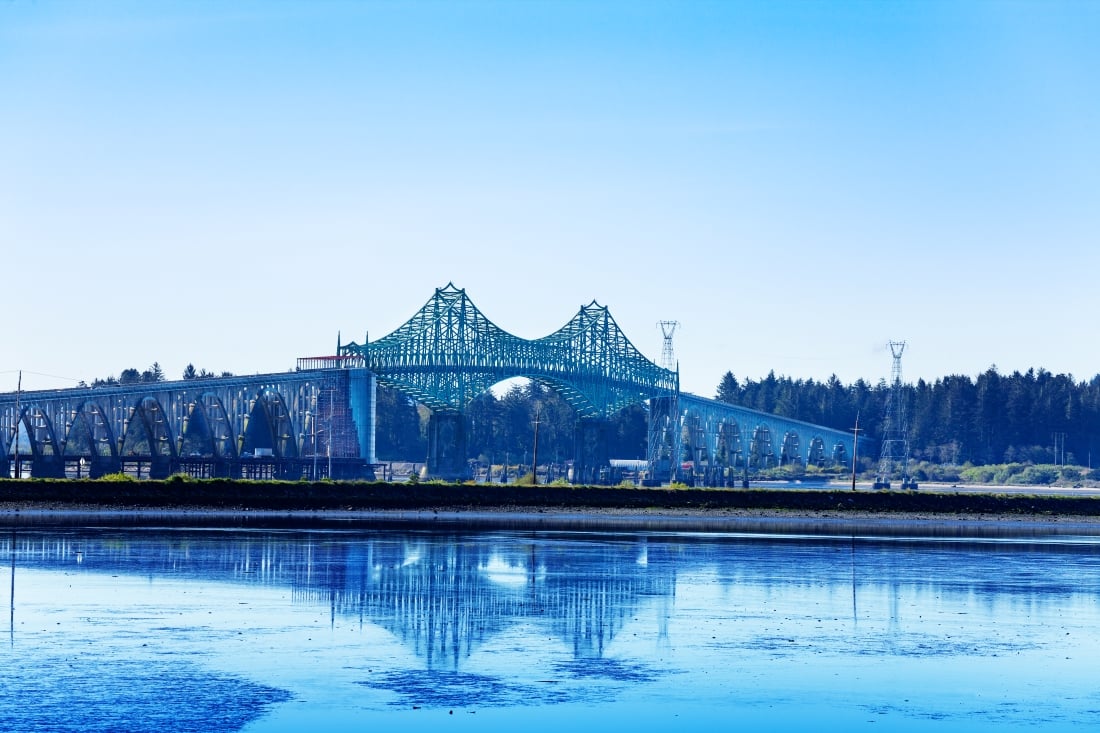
[713,367,1100,468]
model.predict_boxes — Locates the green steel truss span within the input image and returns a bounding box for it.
[339,283,679,418]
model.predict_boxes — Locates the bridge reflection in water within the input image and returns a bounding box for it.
[7,523,675,670]
[6,518,1100,730]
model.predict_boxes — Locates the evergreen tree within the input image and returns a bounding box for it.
[715,372,740,403]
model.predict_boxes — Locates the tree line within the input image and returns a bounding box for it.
[715,366,1100,467]
[84,363,234,387]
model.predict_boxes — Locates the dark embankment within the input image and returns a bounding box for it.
[2,479,1100,516]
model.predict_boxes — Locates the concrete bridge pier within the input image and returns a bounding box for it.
[148,457,174,480]
[87,456,121,479]
[572,418,611,485]
[426,410,470,481]
[30,455,66,479]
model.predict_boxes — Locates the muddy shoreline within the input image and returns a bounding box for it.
[2,478,1100,530]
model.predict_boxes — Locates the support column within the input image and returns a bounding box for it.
[572,417,610,485]
[89,456,121,479]
[426,410,469,481]
[645,396,676,486]
[348,369,377,465]
[30,455,66,479]
[149,456,173,480]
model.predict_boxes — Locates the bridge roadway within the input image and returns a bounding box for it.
[0,367,857,484]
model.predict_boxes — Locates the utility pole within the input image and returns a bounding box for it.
[328,382,334,480]
[12,371,21,479]
[311,411,318,481]
[531,404,541,486]
[851,411,861,491]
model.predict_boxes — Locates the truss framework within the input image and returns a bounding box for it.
[339,283,679,418]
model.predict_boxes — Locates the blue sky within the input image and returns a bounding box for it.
[2,0,1098,397]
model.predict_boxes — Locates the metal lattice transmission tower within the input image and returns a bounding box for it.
[658,321,679,372]
[647,321,681,482]
[874,340,916,490]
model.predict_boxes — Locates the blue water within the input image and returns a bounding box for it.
[2,512,1099,732]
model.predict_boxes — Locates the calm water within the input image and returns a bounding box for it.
[2,512,1100,732]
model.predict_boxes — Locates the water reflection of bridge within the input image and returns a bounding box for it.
[7,528,674,668]
[9,524,1099,672]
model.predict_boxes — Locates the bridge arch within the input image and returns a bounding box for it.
[57,401,120,478]
[4,404,64,477]
[806,436,826,467]
[181,393,238,458]
[121,396,177,460]
[242,388,298,458]
[780,431,801,466]
[9,405,62,461]
[62,401,118,459]
[749,425,776,469]
[714,420,741,468]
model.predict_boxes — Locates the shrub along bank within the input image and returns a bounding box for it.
[1,478,1099,516]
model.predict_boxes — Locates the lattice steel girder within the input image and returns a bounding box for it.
[340,283,679,417]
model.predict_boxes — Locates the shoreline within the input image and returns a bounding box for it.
[4,502,1100,536]
[3,479,1100,530]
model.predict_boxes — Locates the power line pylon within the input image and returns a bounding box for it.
[874,340,917,490]
[658,321,679,371]
[648,321,680,485]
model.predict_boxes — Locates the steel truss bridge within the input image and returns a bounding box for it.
[2,284,856,483]
[337,283,853,483]
[336,283,682,481]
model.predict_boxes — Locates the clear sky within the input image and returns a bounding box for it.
[2,0,1098,397]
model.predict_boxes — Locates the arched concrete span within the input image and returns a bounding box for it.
[651,393,856,486]
[1,368,376,479]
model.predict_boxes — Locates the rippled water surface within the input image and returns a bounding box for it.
[3,512,1100,732]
